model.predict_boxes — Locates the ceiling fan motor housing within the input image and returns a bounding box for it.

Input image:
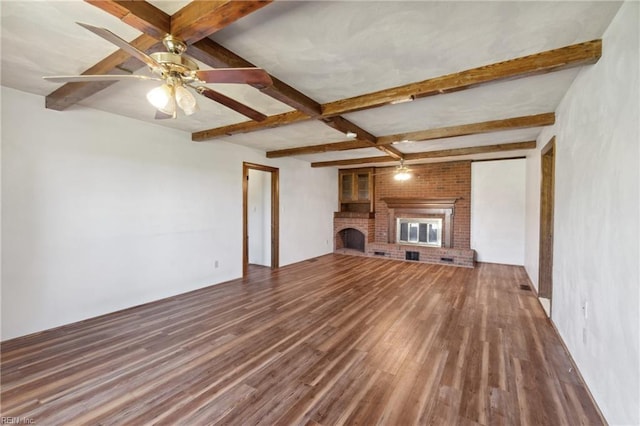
[149,52,199,81]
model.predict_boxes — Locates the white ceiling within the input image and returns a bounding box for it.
[0,1,623,167]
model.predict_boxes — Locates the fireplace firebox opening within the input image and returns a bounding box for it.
[338,228,365,252]
[397,218,443,247]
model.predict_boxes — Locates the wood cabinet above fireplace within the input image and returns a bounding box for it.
[339,168,374,213]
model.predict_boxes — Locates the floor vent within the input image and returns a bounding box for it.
[519,285,532,291]
[405,251,420,261]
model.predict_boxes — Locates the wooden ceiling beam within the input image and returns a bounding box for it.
[404,141,536,160]
[266,113,553,158]
[311,155,396,168]
[189,39,321,116]
[266,136,404,161]
[84,1,170,38]
[377,112,555,144]
[47,0,272,111]
[45,34,159,110]
[193,110,311,140]
[267,140,372,158]
[194,40,601,141]
[171,1,272,45]
[322,40,601,116]
[310,141,536,168]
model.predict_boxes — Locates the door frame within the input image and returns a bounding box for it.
[538,137,555,310]
[243,162,279,277]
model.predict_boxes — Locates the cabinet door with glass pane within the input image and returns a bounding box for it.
[340,172,355,202]
[338,168,374,212]
[357,172,370,200]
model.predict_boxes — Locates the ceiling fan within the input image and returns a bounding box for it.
[43,23,273,121]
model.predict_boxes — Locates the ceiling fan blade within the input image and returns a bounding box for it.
[76,22,162,72]
[43,74,161,83]
[195,87,267,122]
[195,68,273,89]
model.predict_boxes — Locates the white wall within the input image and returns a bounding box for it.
[471,159,526,265]
[1,86,337,340]
[524,2,639,424]
[248,169,271,266]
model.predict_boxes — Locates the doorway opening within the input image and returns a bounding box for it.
[243,162,279,277]
[538,137,555,315]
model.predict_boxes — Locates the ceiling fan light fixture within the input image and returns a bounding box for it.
[393,160,412,181]
[394,171,412,181]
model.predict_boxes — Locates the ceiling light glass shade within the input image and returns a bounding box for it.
[146,84,173,110]
[394,161,411,181]
[175,85,198,116]
[394,171,411,181]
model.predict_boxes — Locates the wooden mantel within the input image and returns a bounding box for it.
[382,198,460,248]
[382,198,459,209]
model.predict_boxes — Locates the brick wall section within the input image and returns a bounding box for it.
[374,161,471,249]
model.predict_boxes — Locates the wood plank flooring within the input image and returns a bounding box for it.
[1,254,603,425]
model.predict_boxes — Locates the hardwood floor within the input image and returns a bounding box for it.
[1,254,603,425]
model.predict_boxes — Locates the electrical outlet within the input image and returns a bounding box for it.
[214,260,219,269]
[583,301,588,320]
[583,327,587,345]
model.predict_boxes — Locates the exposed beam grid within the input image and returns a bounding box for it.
[193,40,601,141]
[321,116,403,160]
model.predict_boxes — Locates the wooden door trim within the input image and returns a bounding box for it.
[243,162,280,277]
[538,137,555,304]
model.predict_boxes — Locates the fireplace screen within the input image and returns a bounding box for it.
[397,218,442,247]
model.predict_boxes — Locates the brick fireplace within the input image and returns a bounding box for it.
[333,212,375,255]
[366,196,475,267]
[333,161,476,267]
